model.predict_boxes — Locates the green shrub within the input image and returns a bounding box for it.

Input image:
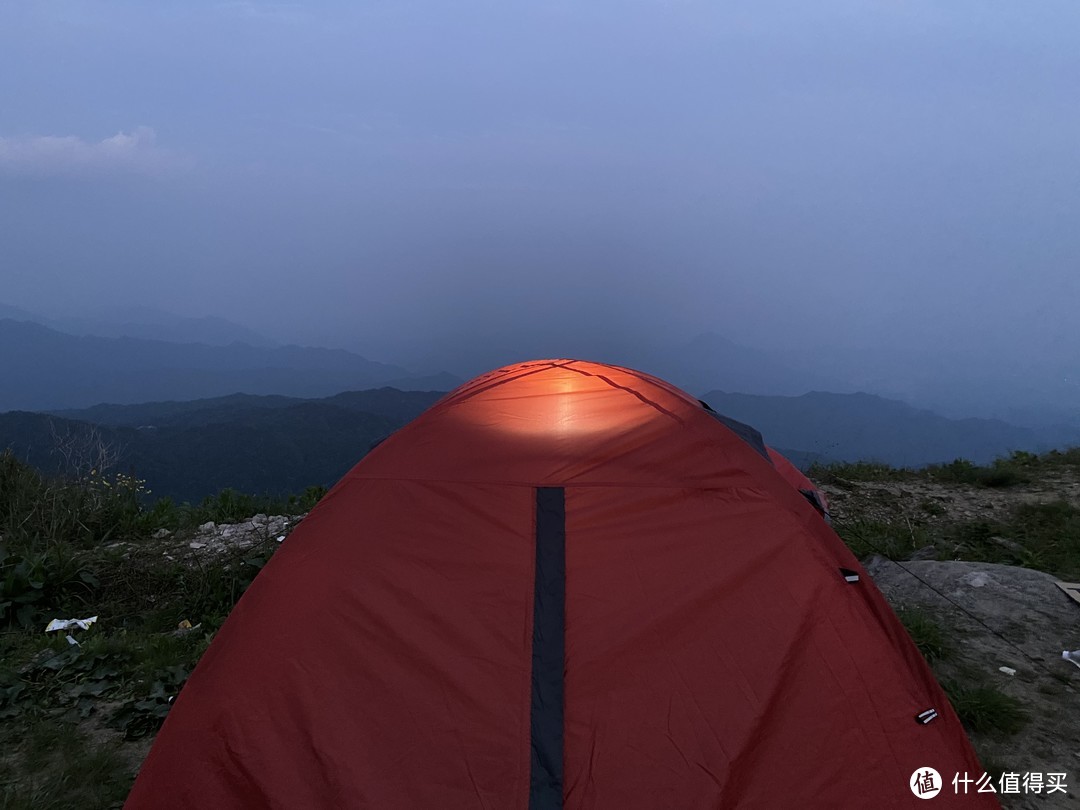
[1040,447,1080,468]
[919,499,947,516]
[923,455,1031,488]
[0,452,324,630]
[0,544,99,629]
[0,452,330,802]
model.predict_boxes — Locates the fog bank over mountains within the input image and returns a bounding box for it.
[0,300,1071,438]
[2,300,1079,487]
[5,0,1079,443]
[1,301,1076,436]
[0,318,415,413]
[335,326,1077,430]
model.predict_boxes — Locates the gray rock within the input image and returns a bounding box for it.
[866,559,1080,789]
[962,570,993,588]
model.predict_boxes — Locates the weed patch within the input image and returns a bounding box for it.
[808,461,916,485]
[943,681,1028,737]
[943,502,1080,580]
[0,451,322,805]
[835,518,934,561]
[897,607,950,662]
[0,720,132,810]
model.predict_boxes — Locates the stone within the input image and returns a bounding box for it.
[962,571,992,588]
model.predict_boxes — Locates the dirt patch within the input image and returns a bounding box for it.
[819,470,1080,529]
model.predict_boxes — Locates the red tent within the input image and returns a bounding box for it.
[766,445,831,520]
[127,359,994,808]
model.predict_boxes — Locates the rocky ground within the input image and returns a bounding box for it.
[821,473,1080,808]
[820,469,1080,528]
[135,512,307,559]
[867,558,1079,808]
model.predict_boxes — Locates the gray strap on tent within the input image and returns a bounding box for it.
[698,401,770,460]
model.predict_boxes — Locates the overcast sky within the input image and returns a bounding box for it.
[2,1,1078,407]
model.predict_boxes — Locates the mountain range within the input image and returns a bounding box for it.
[0,383,1074,502]
[0,319,448,412]
[2,302,1078,496]
[0,302,277,347]
[1,389,446,502]
[700,390,1079,467]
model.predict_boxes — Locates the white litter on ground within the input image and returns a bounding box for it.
[44,615,99,646]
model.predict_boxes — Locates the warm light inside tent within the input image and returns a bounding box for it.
[446,366,659,439]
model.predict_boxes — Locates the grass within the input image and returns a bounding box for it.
[940,501,1080,580]
[897,607,950,662]
[811,449,1048,489]
[895,613,1030,741]
[833,518,934,561]
[807,460,917,485]
[0,452,320,807]
[0,721,132,810]
[816,446,1080,579]
[942,681,1029,737]
[0,450,323,632]
[919,498,947,516]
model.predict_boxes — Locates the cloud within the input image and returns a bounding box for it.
[0,127,187,178]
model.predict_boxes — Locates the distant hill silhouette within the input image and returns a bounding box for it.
[698,389,1076,467]
[360,331,848,398]
[0,301,278,347]
[769,447,831,471]
[0,388,446,501]
[5,368,1077,501]
[51,389,445,428]
[640,332,855,397]
[0,320,430,412]
[0,408,382,503]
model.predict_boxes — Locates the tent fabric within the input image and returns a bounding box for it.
[127,359,995,809]
[766,445,831,520]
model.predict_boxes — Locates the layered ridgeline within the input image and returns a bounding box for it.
[2,383,1078,503]
[0,319,458,412]
[0,389,444,502]
[699,389,1080,468]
